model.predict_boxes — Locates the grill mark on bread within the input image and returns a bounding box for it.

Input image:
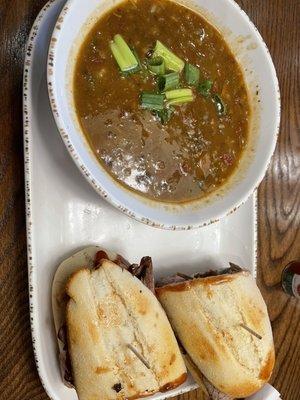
[217,381,262,398]
[96,302,122,328]
[259,349,275,381]
[169,353,176,365]
[156,273,239,294]
[181,320,219,362]
[137,296,149,315]
[88,321,100,344]
[97,305,105,320]
[159,372,187,392]
[87,271,105,347]
[245,299,266,332]
[95,366,110,374]
[204,285,213,299]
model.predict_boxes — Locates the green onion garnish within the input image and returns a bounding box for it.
[184,63,200,86]
[131,47,143,70]
[167,97,194,105]
[147,56,165,75]
[110,34,138,72]
[121,48,142,76]
[114,34,137,66]
[140,92,165,111]
[165,88,193,100]
[153,40,184,72]
[198,80,213,97]
[165,88,194,105]
[110,42,129,72]
[212,94,226,115]
[158,72,180,91]
[156,107,175,124]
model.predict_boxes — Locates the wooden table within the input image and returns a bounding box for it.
[0,0,299,399]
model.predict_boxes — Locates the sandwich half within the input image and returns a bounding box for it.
[52,247,187,400]
[156,265,275,399]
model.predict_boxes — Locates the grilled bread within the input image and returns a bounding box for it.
[156,270,275,398]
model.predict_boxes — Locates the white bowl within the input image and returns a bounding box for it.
[47,0,280,230]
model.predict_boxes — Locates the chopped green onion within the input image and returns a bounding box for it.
[153,40,184,72]
[110,34,138,72]
[165,88,193,100]
[140,92,165,111]
[156,107,175,124]
[158,72,180,91]
[114,34,137,66]
[120,48,143,76]
[147,56,165,75]
[198,80,213,97]
[212,94,226,115]
[131,47,143,70]
[110,42,130,72]
[184,63,200,86]
[167,97,194,105]
[165,88,194,106]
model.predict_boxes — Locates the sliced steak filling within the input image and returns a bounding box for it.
[127,256,155,293]
[156,263,243,287]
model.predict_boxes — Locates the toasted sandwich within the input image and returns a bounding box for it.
[156,265,275,399]
[52,247,187,400]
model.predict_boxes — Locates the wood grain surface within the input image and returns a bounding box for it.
[0,0,299,399]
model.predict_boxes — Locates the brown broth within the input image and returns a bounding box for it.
[74,0,250,203]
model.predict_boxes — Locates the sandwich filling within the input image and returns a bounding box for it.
[156,263,242,287]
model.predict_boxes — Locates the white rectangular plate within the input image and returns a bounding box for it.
[24,1,257,399]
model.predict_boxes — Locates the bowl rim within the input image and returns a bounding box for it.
[47,0,280,230]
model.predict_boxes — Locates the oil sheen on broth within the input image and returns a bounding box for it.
[74,0,250,203]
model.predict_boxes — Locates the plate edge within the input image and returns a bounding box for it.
[23,1,66,400]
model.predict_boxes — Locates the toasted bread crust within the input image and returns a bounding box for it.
[259,348,275,382]
[155,271,247,295]
[157,271,275,397]
[159,372,187,392]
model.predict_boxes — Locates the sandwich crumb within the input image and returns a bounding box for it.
[169,353,176,365]
[112,383,122,393]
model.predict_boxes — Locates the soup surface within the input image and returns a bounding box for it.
[74,0,250,202]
